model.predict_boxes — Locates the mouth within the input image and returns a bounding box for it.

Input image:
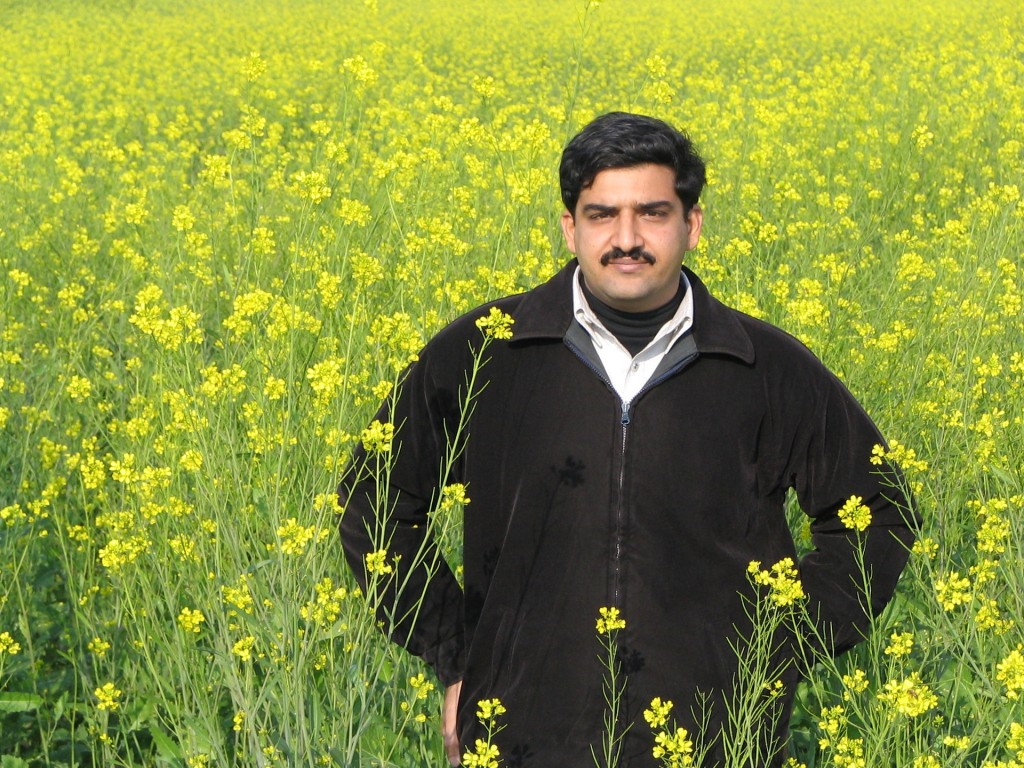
[600,248,655,266]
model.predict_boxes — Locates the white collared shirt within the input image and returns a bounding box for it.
[571,266,694,404]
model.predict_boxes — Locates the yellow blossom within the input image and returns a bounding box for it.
[476,698,506,722]
[935,572,972,611]
[884,632,914,657]
[232,636,257,662]
[0,632,21,655]
[276,518,317,556]
[748,558,806,607]
[409,673,435,700]
[596,606,626,635]
[462,739,501,768]
[360,420,395,453]
[87,637,111,657]
[365,549,394,575]
[95,682,123,711]
[838,495,872,532]
[997,646,1024,700]
[876,673,938,717]
[475,307,515,340]
[643,697,674,729]
[177,607,206,634]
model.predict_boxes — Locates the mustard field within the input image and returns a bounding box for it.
[0,0,1023,765]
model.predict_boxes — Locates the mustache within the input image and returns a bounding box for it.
[600,247,656,266]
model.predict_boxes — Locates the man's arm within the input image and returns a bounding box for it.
[337,353,467,686]
[338,462,467,683]
[791,372,919,658]
[443,680,463,766]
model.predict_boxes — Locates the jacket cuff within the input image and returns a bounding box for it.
[423,633,466,687]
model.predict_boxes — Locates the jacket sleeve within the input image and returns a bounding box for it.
[788,366,919,659]
[337,350,467,686]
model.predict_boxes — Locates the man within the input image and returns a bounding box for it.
[339,112,915,767]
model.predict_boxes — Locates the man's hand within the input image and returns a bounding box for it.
[442,680,463,766]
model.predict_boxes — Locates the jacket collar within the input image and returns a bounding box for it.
[509,259,755,365]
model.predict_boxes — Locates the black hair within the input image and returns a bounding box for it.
[559,112,707,216]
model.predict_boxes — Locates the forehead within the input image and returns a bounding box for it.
[581,164,679,203]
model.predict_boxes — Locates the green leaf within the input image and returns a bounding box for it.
[149,723,183,761]
[0,692,44,712]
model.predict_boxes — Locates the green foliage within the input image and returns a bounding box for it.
[0,0,1022,765]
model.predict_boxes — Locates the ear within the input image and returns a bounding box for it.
[685,205,703,251]
[560,209,577,254]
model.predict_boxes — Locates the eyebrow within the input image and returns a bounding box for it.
[581,200,675,215]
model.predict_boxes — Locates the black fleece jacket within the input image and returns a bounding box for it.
[338,260,916,767]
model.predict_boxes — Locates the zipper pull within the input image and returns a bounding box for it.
[621,401,631,426]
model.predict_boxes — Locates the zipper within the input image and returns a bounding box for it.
[565,336,632,609]
[564,336,700,609]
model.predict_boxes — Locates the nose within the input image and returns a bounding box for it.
[612,213,642,251]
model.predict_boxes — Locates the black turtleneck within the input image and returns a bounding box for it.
[580,274,687,357]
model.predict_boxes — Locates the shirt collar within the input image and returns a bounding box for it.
[571,266,694,351]
[507,259,755,365]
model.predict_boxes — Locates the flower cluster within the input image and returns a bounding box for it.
[838,495,872,532]
[360,420,395,454]
[177,607,206,634]
[94,682,123,712]
[876,673,939,718]
[475,307,515,340]
[365,549,395,576]
[747,558,806,607]
[596,606,626,635]
[997,645,1024,700]
[644,698,694,767]
[462,698,506,768]
[1,0,1022,762]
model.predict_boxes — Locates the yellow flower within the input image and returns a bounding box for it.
[365,549,394,575]
[276,518,317,556]
[748,558,806,607]
[942,735,971,750]
[87,637,110,658]
[997,645,1024,700]
[475,307,515,340]
[66,375,93,403]
[409,673,435,700]
[935,572,972,611]
[476,698,506,722]
[1008,722,1024,759]
[177,607,206,634]
[884,632,914,657]
[817,704,847,748]
[652,726,695,766]
[876,673,938,717]
[300,577,348,626]
[232,636,257,662]
[462,739,500,768]
[223,575,255,615]
[596,606,626,635]
[643,697,674,729]
[360,420,395,453]
[838,495,872,532]
[95,682,123,711]
[0,631,21,655]
[179,449,203,472]
[841,669,869,698]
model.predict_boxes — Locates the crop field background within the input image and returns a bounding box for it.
[0,0,1022,765]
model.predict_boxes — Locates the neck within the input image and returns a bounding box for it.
[580,275,685,356]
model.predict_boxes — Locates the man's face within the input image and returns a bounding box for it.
[561,164,702,312]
